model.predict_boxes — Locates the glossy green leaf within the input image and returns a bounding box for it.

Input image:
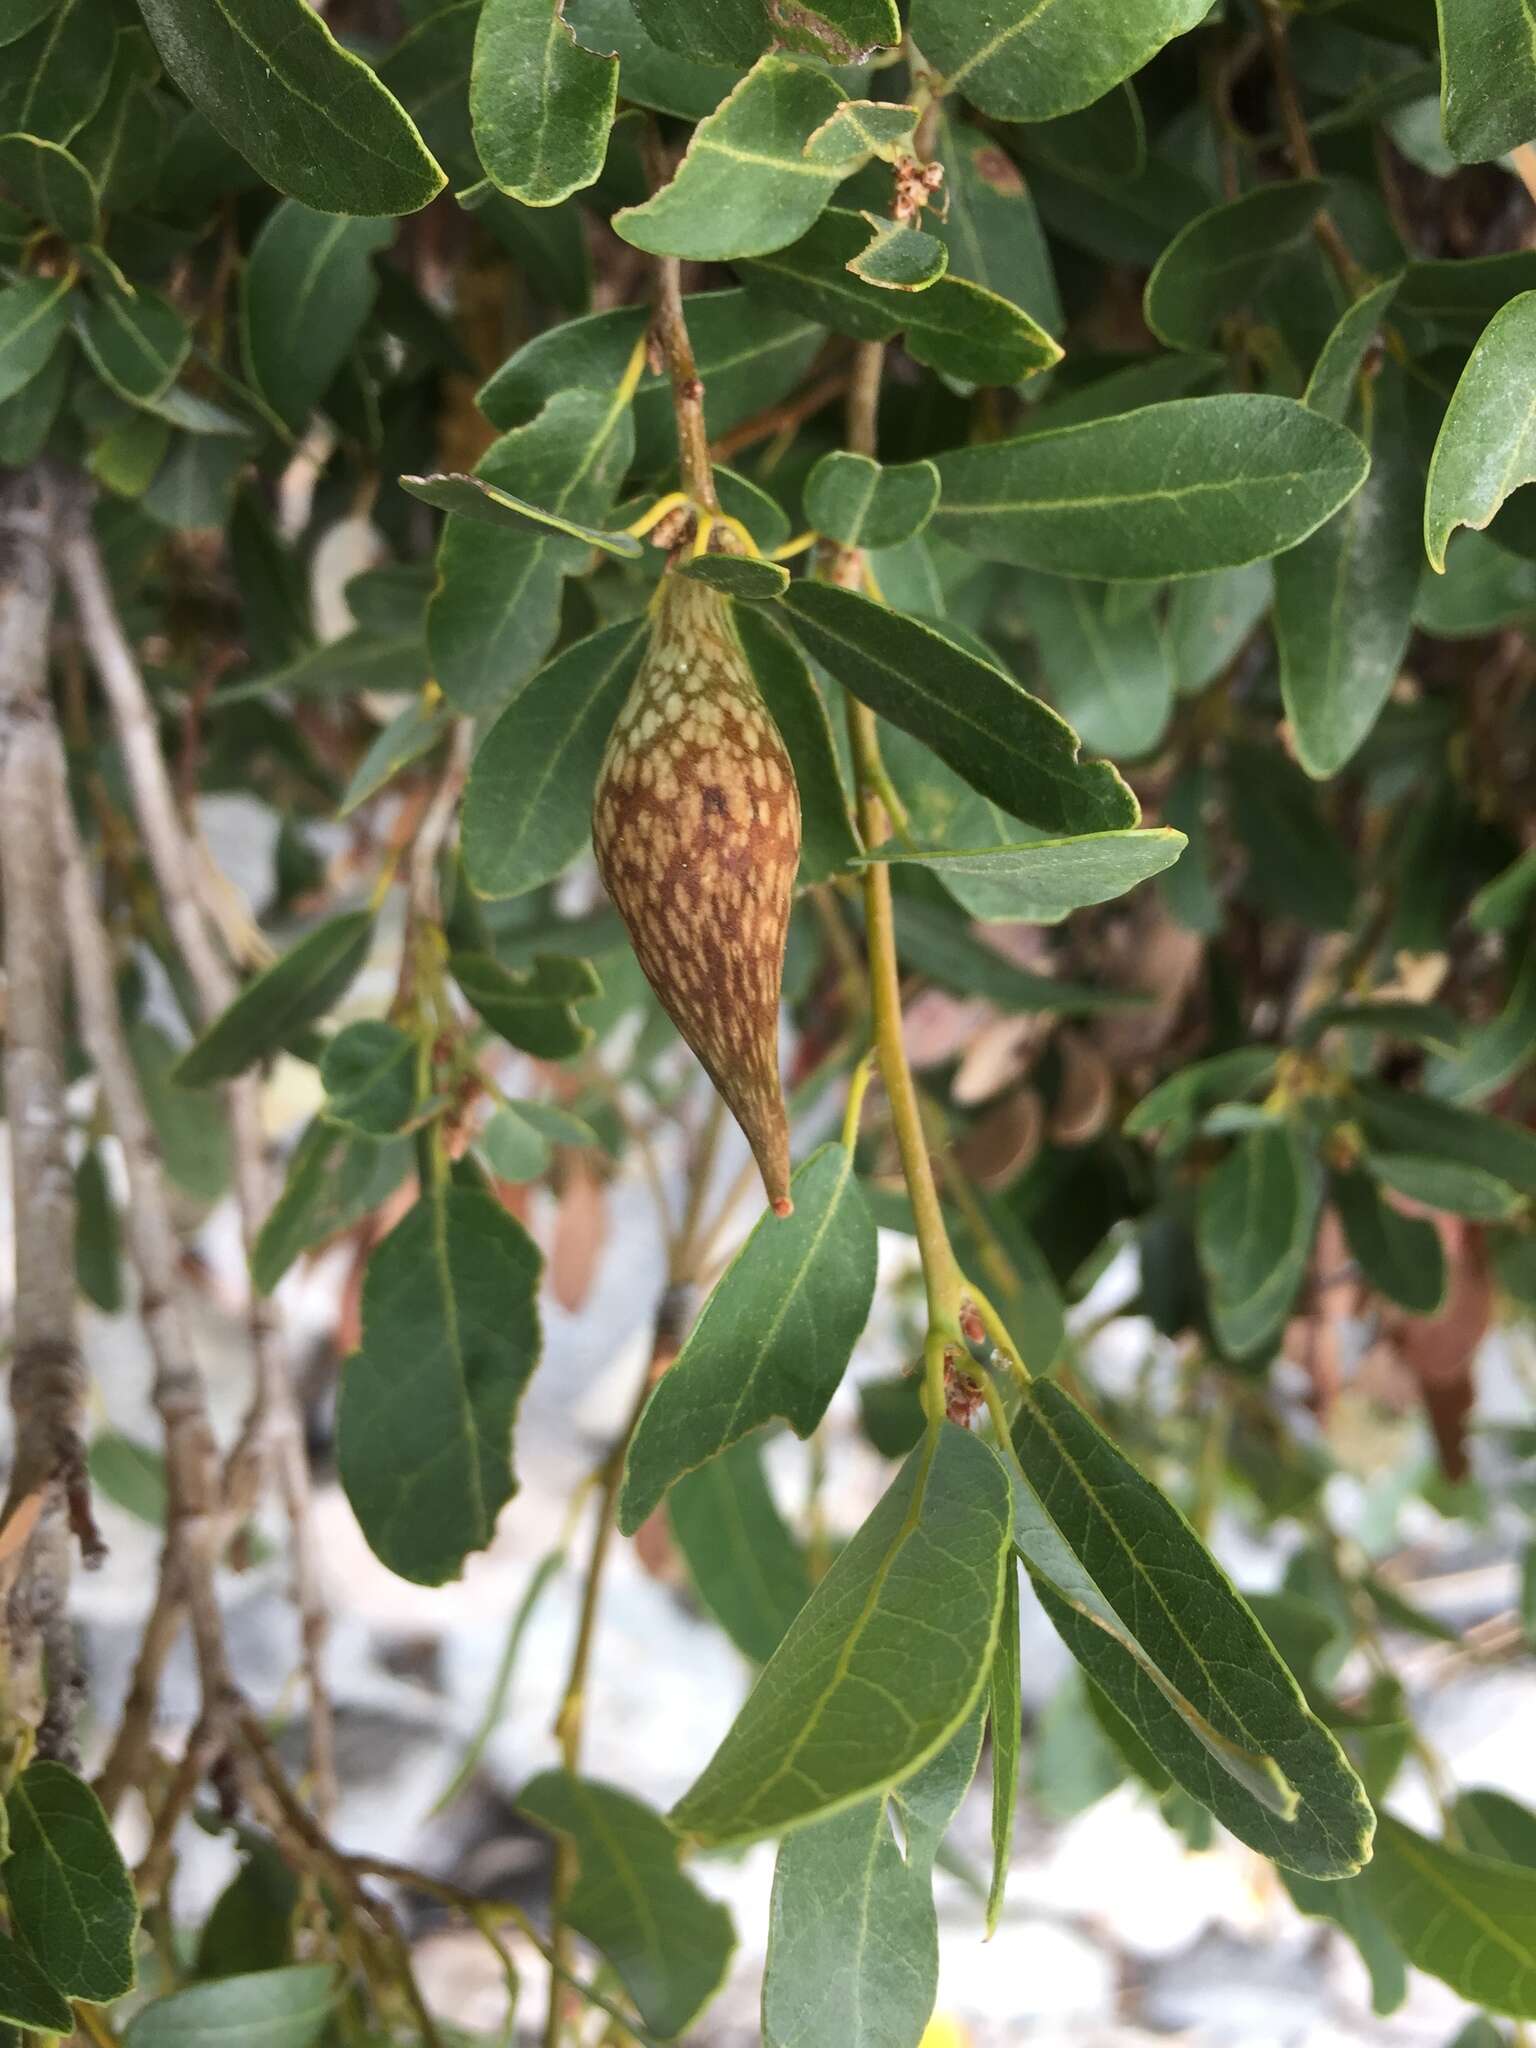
[930,109,1061,334]
[337,1185,541,1585]
[70,26,163,213]
[428,387,635,713]
[672,1423,1012,1845]
[1368,1151,1522,1221]
[450,949,599,1060]
[762,1710,984,2048]
[76,284,189,406]
[619,1143,876,1533]
[135,0,444,215]
[1305,276,1403,424]
[912,0,1210,121]
[931,396,1370,580]
[337,698,450,819]
[4,1762,138,2001]
[472,0,617,207]
[0,274,70,404]
[987,1563,1021,1937]
[1436,0,1536,161]
[667,1434,810,1664]
[563,0,740,118]
[1354,1078,1536,1193]
[1126,1047,1279,1146]
[869,827,1184,922]
[122,1964,338,2048]
[1012,79,1147,182]
[0,1930,70,2034]
[1399,248,1536,322]
[0,321,69,463]
[518,1773,735,2037]
[629,0,765,66]
[465,620,646,900]
[401,470,641,556]
[1425,292,1536,571]
[174,912,374,1088]
[1363,1814,1536,2015]
[1429,939,1536,1102]
[740,207,1062,385]
[1417,530,1536,634]
[1145,181,1326,351]
[1011,1381,1374,1876]
[1332,1168,1447,1314]
[804,97,914,160]
[781,582,1137,836]
[240,204,391,434]
[614,56,847,260]
[478,289,823,472]
[450,950,593,1064]
[1198,1123,1322,1359]
[736,608,859,884]
[1278,366,1422,777]
[805,452,939,549]
[320,1020,416,1137]
[0,0,113,144]
[1017,569,1175,759]
[846,215,948,290]
[0,132,97,241]
[1166,562,1272,694]
[251,1120,411,1295]
[0,0,52,45]
[677,551,789,599]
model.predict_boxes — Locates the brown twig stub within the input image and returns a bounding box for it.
[0,465,97,1761]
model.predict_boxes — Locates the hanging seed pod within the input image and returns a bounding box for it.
[593,570,801,1215]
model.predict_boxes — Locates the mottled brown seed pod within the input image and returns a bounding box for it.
[593,571,801,1216]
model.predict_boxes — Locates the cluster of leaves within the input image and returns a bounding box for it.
[8,0,1536,2041]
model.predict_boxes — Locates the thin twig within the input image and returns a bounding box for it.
[640,127,717,511]
[0,466,96,1765]
[60,515,336,1819]
[543,1295,684,2048]
[1258,0,1363,293]
[55,770,238,1789]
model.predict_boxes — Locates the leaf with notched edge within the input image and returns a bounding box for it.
[1425,292,1536,571]
[619,1142,876,1533]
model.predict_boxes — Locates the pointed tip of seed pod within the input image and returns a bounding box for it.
[772,1195,794,1219]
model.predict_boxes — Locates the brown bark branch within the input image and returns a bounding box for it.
[0,466,96,1764]
[59,513,336,1820]
[54,768,239,1803]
